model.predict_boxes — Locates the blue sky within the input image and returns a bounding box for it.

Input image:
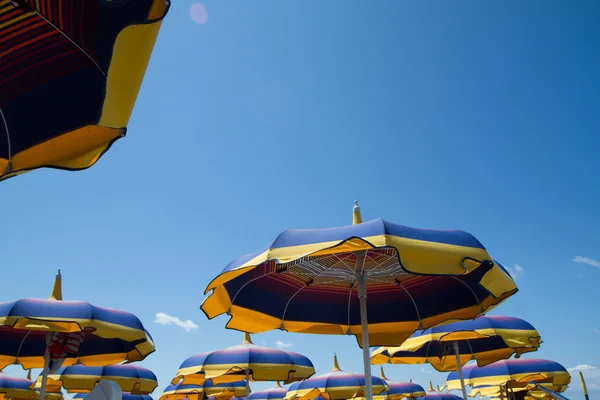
[2,1,600,399]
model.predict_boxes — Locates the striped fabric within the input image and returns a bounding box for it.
[0,0,169,181]
[371,316,542,372]
[201,218,518,347]
[248,383,287,400]
[74,393,153,400]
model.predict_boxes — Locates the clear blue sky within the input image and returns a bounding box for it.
[2,1,599,399]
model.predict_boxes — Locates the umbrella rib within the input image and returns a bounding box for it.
[0,107,10,171]
[280,263,342,326]
[382,270,422,326]
[450,276,484,313]
[28,7,105,76]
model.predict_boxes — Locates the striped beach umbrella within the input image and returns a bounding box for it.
[284,355,389,400]
[173,333,315,396]
[35,364,158,395]
[160,379,246,400]
[248,382,287,400]
[74,393,153,400]
[201,202,518,400]
[372,316,541,399]
[0,271,155,400]
[0,372,62,400]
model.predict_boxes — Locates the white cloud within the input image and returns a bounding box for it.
[420,367,432,374]
[573,256,600,268]
[260,340,268,346]
[568,365,597,372]
[506,264,525,279]
[275,340,293,349]
[594,329,600,333]
[154,312,199,332]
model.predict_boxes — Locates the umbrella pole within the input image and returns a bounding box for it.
[245,368,250,398]
[579,371,590,400]
[357,273,373,400]
[38,347,51,400]
[451,341,469,400]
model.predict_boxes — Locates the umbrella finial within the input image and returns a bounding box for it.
[275,382,282,388]
[26,369,31,380]
[242,332,253,344]
[352,200,362,225]
[409,378,412,383]
[429,382,434,392]
[49,269,62,301]
[380,367,388,380]
[333,353,341,371]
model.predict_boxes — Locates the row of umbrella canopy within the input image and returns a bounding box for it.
[0,202,578,400]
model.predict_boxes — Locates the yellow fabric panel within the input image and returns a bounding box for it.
[37,375,157,395]
[99,19,165,128]
[0,125,122,176]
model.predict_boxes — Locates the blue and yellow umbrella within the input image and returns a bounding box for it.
[201,202,518,400]
[160,379,246,400]
[248,382,287,400]
[0,0,170,182]
[74,393,153,400]
[173,332,315,397]
[0,372,62,400]
[0,271,155,400]
[377,368,425,399]
[371,316,541,400]
[418,386,463,400]
[445,359,571,392]
[284,355,389,400]
[469,382,568,400]
[34,364,158,395]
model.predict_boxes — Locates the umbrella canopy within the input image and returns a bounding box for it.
[201,204,517,347]
[284,355,389,400]
[0,271,154,370]
[371,316,541,372]
[377,368,425,399]
[201,203,518,400]
[418,392,462,400]
[0,0,170,181]
[34,364,158,395]
[160,380,247,400]
[470,382,568,399]
[0,373,62,400]
[173,333,315,385]
[248,382,287,400]
[445,359,571,391]
[74,393,153,400]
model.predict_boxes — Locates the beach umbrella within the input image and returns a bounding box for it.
[0,0,170,181]
[0,271,155,400]
[34,364,158,395]
[160,379,246,400]
[470,382,568,400]
[418,385,463,400]
[248,382,287,400]
[376,368,425,399]
[371,316,541,399]
[201,202,518,400]
[445,359,571,393]
[284,355,389,400]
[0,372,62,400]
[74,393,153,400]
[172,333,315,396]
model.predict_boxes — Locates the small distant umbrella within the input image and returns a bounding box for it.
[445,359,571,393]
[0,271,155,400]
[201,202,518,400]
[160,379,246,400]
[418,384,463,400]
[74,393,153,400]
[0,373,62,400]
[34,364,158,395]
[377,368,425,399]
[470,383,568,400]
[284,355,389,400]
[371,316,541,400]
[173,333,315,397]
[248,382,287,400]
